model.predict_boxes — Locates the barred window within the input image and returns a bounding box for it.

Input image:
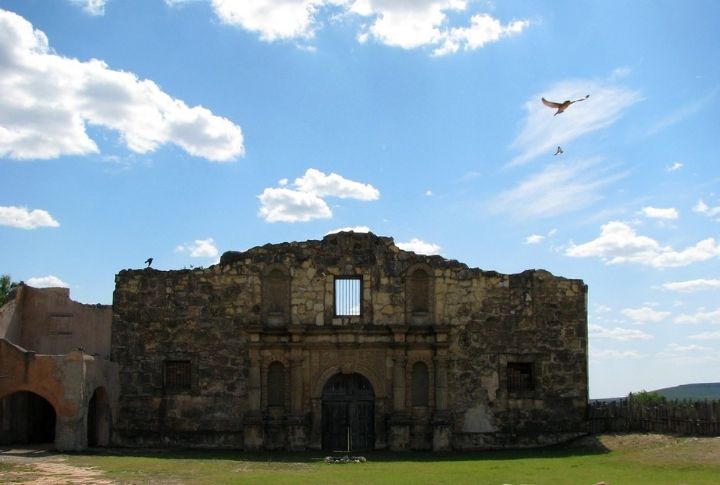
[507,362,534,392]
[164,360,192,392]
[334,277,362,316]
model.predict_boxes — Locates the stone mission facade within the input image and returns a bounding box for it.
[111,232,588,451]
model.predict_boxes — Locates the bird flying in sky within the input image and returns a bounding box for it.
[554,146,564,156]
[145,258,153,267]
[541,94,590,115]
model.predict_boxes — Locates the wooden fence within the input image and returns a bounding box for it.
[587,400,720,436]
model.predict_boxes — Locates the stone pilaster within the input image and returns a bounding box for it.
[432,353,452,451]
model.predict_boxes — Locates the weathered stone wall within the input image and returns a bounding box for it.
[111,232,587,449]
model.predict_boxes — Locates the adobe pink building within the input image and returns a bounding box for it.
[0,284,118,450]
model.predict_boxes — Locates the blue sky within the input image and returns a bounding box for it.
[1,0,718,398]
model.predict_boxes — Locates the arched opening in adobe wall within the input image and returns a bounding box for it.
[87,387,111,447]
[0,391,56,446]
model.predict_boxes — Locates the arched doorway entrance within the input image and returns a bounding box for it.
[0,391,56,445]
[87,387,111,447]
[322,373,374,451]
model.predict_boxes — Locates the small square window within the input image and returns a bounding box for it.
[507,362,534,392]
[164,360,192,392]
[334,277,362,316]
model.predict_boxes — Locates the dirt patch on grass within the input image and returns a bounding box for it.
[0,449,114,485]
[593,434,720,466]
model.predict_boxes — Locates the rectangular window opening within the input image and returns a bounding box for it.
[334,277,362,317]
[164,360,192,392]
[507,362,534,392]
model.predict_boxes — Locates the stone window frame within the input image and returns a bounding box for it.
[504,359,539,398]
[163,359,193,394]
[410,361,430,407]
[261,356,289,409]
[266,361,287,408]
[333,275,363,317]
[406,356,435,410]
[405,264,434,325]
[261,264,291,327]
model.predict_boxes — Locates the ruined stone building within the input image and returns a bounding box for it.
[110,232,588,451]
[0,232,587,451]
[0,285,117,450]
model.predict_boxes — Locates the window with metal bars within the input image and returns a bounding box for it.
[507,362,534,392]
[164,360,192,392]
[334,277,362,316]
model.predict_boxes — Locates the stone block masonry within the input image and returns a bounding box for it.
[111,232,588,450]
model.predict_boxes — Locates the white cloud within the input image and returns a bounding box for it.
[425,190,433,196]
[69,0,107,16]
[693,200,720,221]
[666,162,683,172]
[208,1,529,54]
[646,88,718,136]
[640,206,678,220]
[397,238,441,255]
[594,304,612,314]
[0,9,244,161]
[510,79,642,166]
[211,0,325,42]
[175,238,219,258]
[590,348,641,359]
[621,306,670,324]
[688,330,720,341]
[565,221,720,268]
[0,206,60,229]
[294,168,379,200]
[326,226,371,235]
[589,324,653,341]
[258,168,379,223]
[525,234,544,245]
[674,308,720,325]
[490,158,626,219]
[258,187,332,223]
[666,343,707,353]
[26,275,69,288]
[662,279,720,293]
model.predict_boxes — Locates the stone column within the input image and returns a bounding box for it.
[432,353,452,451]
[392,354,406,412]
[309,398,322,450]
[243,348,264,450]
[287,355,307,450]
[389,352,411,451]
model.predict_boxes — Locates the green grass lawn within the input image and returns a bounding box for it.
[4,434,718,485]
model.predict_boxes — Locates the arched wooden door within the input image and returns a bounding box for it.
[321,373,375,451]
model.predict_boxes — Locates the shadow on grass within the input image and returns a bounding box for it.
[65,435,610,463]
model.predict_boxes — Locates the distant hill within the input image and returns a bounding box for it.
[653,383,720,401]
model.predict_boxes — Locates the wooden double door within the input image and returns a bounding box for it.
[321,373,375,451]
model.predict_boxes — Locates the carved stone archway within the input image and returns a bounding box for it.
[321,373,375,451]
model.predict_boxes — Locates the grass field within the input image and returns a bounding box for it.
[2,434,719,484]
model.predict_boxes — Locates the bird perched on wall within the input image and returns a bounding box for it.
[542,94,590,115]
[145,257,153,267]
[554,146,564,156]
